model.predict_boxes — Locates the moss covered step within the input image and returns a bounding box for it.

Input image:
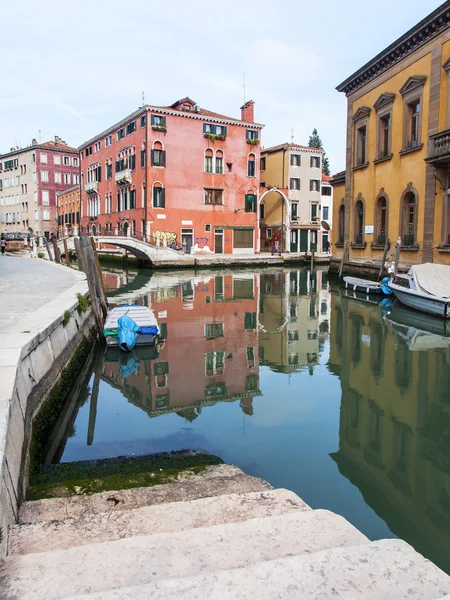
[27,451,223,501]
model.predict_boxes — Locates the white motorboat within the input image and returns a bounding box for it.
[103,305,160,350]
[386,306,450,350]
[344,276,385,295]
[388,264,450,319]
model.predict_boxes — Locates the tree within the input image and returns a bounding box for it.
[308,128,330,176]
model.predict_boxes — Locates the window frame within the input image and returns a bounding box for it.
[204,188,223,205]
[152,185,165,209]
[290,178,300,191]
[290,154,301,167]
[399,76,426,153]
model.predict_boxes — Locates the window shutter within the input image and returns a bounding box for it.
[117,192,121,212]
[310,180,313,191]
[115,160,120,172]
[97,165,101,182]
[151,150,155,165]
[203,123,208,133]
[162,151,166,167]
[162,116,166,127]
[141,150,146,168]
[161,188,165,208]
[131,154,136,170]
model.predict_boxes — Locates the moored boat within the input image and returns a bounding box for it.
[103,305,160,351]
[388,264,450,319]
[343,276,392,296]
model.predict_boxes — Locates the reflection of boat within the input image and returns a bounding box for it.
[389,264,450,319]
[385,305,450,350]
[343,287,394,309]
[103,305,160,350]
[344,276,392,296]
[105,345,160,363]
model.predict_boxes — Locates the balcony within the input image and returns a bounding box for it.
[115,169,132,185]
[426,129,450,164]
[85,181,98,194]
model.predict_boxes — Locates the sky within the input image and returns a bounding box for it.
[0,0,444,173]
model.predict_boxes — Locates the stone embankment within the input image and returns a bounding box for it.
[2,463,450,599]
[0,257,94,559]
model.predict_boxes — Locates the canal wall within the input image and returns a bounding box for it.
[0,262,95,559]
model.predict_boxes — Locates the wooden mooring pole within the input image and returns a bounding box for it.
[73,237,84,272]
[63,238,72,268]
[378,238,390,281]
[338,242,349,280]
[79,236,104,332]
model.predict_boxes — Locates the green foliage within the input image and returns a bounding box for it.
[204,133,226,142]
[246,138,259,146]
[76,293,89,315]
[37,252,45,259]
[62,310,72,327]
[308,128,331,176]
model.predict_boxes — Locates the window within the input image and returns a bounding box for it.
[290,178,300,190]
[260,156,266,171]
[204,149,213,173]
[41,170,49,183]
[234,229,253,249]
[245,193,256,213]
[356,125,367,165]
[117,128,125,140]
[54,172,62,184]
[246,129,258,141]
[105,134,113,147]
[153,185,165,208]
[140,115,146,128]
[64,173,71,184]
[260,203,265,219]
[310,156,320,168]
[129,189,136,209]
[42,190,49,205]
[40,153,47,163]
[321,186,332,196]
[338,204,345,244]
[43,209,50,221]
[72,156,79,167]
[85,146,93,157]
[151,147,166,167]
[323,206,329,220]
[54,155,61,165]
[400,189,417,246]
[205,351,225,376]
[290,154,301,166]
[152,115,167,130]
[291,203,298,219]
[126,121,136,135]
[353,197,365,245]
[204,188,223,204]
[310,179,320,192]
[94,141,101,152]
[311,203,318,221]
[248,154,255,177]
[203,123,227,139]
[141,149,146,168]
[73,174,80,185]
[63,156,70,165]
[374,196,388,245]
[205,224,211,232]
[244,312,257,329]
[215,150,223,174]
[205,323,224,339]
[379,114,391,157]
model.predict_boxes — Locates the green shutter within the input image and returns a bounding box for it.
[162,151,166,167]
[222,126,227,138]
[161,188,165,208]
[151,150,155,165]
[162,116,166,127]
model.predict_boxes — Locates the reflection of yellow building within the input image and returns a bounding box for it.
[259,270,329,374]
[329,290,450,573]
[333,4,450,272]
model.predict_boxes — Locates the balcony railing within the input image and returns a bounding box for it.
[115,169,132,185]
[427,129,450,162]
[85,181,98,194]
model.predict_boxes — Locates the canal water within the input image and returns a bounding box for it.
[46,266,450,573]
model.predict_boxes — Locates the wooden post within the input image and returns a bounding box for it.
[378,238,390,281]
[394,237,401,275]
[52,237,61,264]
[63,238,72,268]
[338,242,348,280]
[89,237,108,319]
[74,237,84,272]
[43,237,53,261]
[87,360,101,446]
[80,236,103,331]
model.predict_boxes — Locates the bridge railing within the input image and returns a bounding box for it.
[82,228,185,253]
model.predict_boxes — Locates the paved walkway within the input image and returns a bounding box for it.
[0,256,78,330]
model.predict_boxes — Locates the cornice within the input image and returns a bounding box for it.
[336,2,450,97]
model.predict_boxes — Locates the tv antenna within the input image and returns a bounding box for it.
[243,73,246,106]
[291,129,294,143]
[142,91,145,106]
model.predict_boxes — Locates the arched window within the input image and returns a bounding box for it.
[353,197,365,245]
[338,203,345,244]
[204,148,213,173]
[152,181,165,208]
[401,189,417,246]
[248,153,256,177]
[215,150,223,174]
[375,194,388,245]
[151,141,165,167]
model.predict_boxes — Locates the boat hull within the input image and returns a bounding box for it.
[344,277,383,295]
[389,285,450,319]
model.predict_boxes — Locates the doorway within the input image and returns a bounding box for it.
[322,233,329,253]
[215,230,224,254]
[300,230,308,252]
[290,230,298,253]
[181,228,194,254]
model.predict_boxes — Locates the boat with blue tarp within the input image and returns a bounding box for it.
[103,305,160,351]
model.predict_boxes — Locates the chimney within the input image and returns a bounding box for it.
[31,138,37,145]
[240,100,255,123]
[55,135,62,146]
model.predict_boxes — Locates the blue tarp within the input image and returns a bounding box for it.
[381,277,393,296]
[118,314,140,352]
[139,326,159,335]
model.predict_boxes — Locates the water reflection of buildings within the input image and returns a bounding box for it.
[259,269,329,374]
[329,292,450,573]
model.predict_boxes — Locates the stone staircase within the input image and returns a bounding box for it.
[2,464,450,599]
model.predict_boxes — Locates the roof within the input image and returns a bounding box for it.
[330,170,346,186]
[322,174,333,183]
[56,184,80,197]
[0,139,78,159]
[79,98,264,150]
[261,142,323,155]
[337,2,450,96]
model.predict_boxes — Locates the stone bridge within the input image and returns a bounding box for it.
[57,235,187,267]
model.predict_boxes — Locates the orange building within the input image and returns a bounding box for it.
[56,184,80,237]
[79,98,263,254]
[101,273,261,418]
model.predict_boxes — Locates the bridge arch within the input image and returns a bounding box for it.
[259,187,290,252]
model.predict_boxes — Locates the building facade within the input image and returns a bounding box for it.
[320,174,333,252]
[57,185,80,237]
[79,97,263,254]
[259,144,324,253]
[333,2,450,270]
[0,137,79,238]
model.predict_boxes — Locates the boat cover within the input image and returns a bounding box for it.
[118,314,140,352]
[411,263,450,299]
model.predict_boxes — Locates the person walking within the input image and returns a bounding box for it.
[1,236,7,256]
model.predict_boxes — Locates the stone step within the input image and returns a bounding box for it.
[1,509,368,600]
[64,539,450,600]
[20,464,272,524]
[9,488,310,555]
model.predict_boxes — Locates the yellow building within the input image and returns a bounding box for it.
[56,185,80,237]
[259,144,325,253]
[332,2,450,274]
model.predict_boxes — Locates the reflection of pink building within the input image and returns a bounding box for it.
[102,273,261,419]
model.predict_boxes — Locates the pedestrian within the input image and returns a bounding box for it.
[326,240,331,254]
[1,236,6,256]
